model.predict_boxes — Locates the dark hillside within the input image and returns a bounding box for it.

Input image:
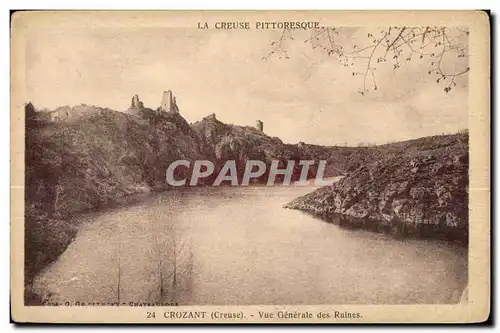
[24,104,201,294]
[191,114,357,183]
[24,101,356,294]
[285,133,469,243]
[24,96,470,303]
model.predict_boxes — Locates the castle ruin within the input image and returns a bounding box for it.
[255,120,264,132]
[158,90,179,114]
[130,94,144,109]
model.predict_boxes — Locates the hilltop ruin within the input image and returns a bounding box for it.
[158,90,179,114]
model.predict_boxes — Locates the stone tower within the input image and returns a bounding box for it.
[130,94,144,109]
[255,120,264,132]
[158,90,179,113]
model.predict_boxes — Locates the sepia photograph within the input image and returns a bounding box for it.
[10,10,490,323]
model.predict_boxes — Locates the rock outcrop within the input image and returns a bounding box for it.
[190,113,348,184]
[24,102,201,292]
[24,93,470,304]
[285,133,469,243]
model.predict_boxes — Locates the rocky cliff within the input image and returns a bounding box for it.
[25,99,356,292]
[284,133,469,243]
[24,95,470,303]
[25,102,202,293]
[190,113,366,183]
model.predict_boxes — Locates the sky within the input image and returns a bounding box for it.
[25,22,469,145]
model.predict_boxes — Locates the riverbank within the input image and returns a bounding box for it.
[24,187,163,305]
[284,133,469,244]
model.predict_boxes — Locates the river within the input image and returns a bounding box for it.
[32,179,467,305]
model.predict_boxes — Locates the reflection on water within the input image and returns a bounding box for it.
[33,179,467,305]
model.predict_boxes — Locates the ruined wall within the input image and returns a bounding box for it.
[256,120,264,132]
[158,90,179,113]
[130,94,144,109]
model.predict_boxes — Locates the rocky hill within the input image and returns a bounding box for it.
[192,114,315,183]
[284,133,469,243]
[24,94,362,293]
[190,113,375,183]
[25,98,203,291]
[23,92,470,303]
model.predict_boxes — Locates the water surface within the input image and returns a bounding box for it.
[33,180,467,305]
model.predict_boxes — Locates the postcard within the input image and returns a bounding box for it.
[10,10,490,323]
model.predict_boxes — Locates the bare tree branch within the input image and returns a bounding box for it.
[263,26,469,95]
